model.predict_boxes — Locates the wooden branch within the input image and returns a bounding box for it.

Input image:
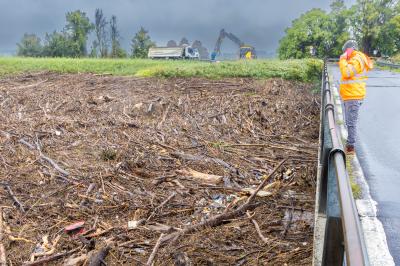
[80,183,96,207]
[221,143,315,155]
[8,236,33,243]
[0,207,6,266]
[18,138,70,177]
[13,80,48,90]
[246,211,268,244]
[63,253,88,266]
[171,152,241,176]
[146,233,164,266]
[39,154,69,176]
[84,227,116,238]
[157,104,171,129]
[147,192,176,222]
[22,247,80,266]
[18,139,36,150]
[176,168,222,185]
[4,185,25,213]
[244,159,286,205]
[30,235,61,260]
[160,159,286,245]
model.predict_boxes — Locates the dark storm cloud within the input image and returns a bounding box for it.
[0,0,356,55]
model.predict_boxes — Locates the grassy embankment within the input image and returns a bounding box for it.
[0,57,322,82]
[392,54,400,63]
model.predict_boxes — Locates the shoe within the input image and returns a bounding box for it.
[346,145,355,154]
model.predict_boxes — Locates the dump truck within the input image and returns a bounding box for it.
[148,46,200,59]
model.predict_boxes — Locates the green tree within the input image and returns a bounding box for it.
[18,10,94,58]
[378,14,400,55]
[349,0,398,54]
[329,0,351,56]
[17,33,43,57]
[192,40,209,59]
[64,10,94,56]
[278,9,335,59]
[89,41,98,57]
[130,27,155,58]
[179,37,189,47]
[94,9,108,57]
[278,0,400,58]
[110,15,127,58]
[42,31,79,57]
[167,40,177,47]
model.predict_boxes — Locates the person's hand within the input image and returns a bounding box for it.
[340,48,354,60]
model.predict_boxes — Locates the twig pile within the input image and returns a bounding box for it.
[0,72,319,265]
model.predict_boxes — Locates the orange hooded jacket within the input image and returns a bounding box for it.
[339,51,373,101]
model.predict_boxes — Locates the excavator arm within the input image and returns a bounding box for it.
[213,29,226,56]
[212,29,256,60]
[225,32,244,47]
[214,29,244,55]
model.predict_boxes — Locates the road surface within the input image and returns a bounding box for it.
[330,65,400,264]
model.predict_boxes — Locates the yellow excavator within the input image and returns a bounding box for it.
[211,29,256,60]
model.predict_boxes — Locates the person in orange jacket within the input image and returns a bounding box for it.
[339,40,373,154]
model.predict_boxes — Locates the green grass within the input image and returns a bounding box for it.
[0,57,323,82]
[346,154,362,199]
[340,136,361,198]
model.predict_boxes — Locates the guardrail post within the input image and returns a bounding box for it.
[322,149,345,265]
[319,110,345,264]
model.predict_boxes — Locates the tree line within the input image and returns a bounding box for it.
[16,9,145,58]
[278,0,400,59]
[16,9,209,59]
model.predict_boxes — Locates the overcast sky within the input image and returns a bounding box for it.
[0,0,356,55]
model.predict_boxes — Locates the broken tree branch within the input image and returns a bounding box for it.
[18,138,70,177]
[157,103,171,129]
[171,151,242,177]
[88,244,112,266]
[246,211,268,244]
[22,247,80,266]
[80,183,96,207]
[39,154,69,176]
[0,207,6,266]
[147,192,176,222]
[176,168,222,185]
[18,139,36,150]
[221,143,315,155]
[146,233,164,266]
[160,159,286,245]
[3,184,25,213]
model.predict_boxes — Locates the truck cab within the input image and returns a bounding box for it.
[185,46,200,59]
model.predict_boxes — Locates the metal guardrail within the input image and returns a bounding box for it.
[317,61,369,265]
[376,60,400,69]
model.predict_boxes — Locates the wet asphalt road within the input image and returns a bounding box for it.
[330,65,400,264]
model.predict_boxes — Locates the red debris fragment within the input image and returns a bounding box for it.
[64,221,85,236]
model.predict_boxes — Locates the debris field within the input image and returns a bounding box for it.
[0,72,320,265]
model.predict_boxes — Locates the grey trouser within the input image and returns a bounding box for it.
[344,100,363,147]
